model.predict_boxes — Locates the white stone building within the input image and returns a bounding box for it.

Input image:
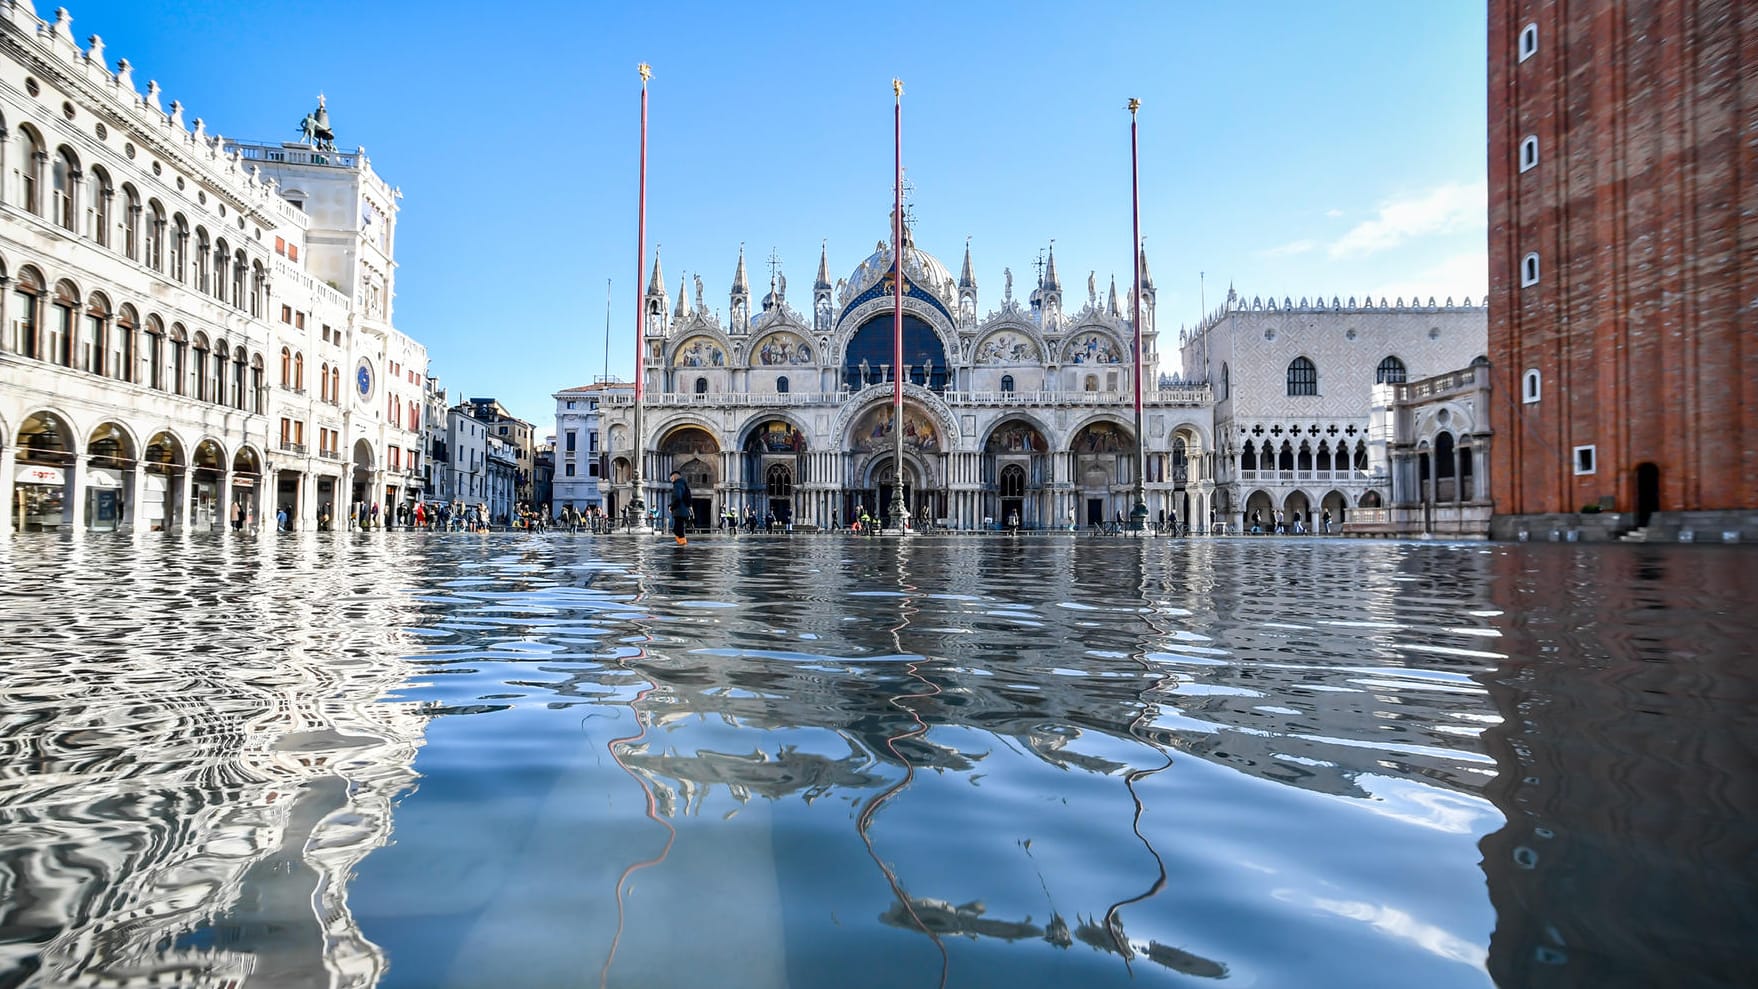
[1178,290,1487,531]
[551,379,628,514]
[599,222,1214,530]
[0,4,424,532]
[440,403,485,506]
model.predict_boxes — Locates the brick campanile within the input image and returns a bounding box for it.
[1488,0,1757,519]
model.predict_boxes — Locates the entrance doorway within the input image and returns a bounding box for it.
[1086,498,1103,527]
[1635,462,1660,526]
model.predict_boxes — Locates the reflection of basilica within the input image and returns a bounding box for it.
[600,220,1214,529]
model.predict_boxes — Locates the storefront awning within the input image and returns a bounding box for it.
[85,468,123,489]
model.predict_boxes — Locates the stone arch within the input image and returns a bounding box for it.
[17,407,80,459]
[831,385,959,452]
[1320,489,1349,529]
[980,412,1053,452]
[840,308,954,391]
[747,327,817,368]
[86,420,139,465]
[666,331,733,368]
[738,414,811,454]
[1243,489,1276,528]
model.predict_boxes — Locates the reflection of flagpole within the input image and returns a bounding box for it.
[631,63,651,520]
[888,78,909,533]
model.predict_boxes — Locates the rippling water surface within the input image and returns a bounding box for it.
[1,533,1753,988]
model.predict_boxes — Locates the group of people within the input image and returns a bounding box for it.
[1246,508,1334,535]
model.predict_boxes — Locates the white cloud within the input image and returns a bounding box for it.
[1259,239,1315,258]
[1363,250,1489,304]
[1325,208,1344,219]
[1329,180,1487,258]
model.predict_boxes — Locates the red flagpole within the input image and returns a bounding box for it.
[889,78,907,530]
[630,63,651,517]
[1129,97,1147,530]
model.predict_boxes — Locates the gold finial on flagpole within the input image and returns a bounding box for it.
[638,63,652,83]
[1127,97,1140,114]
[893,78,903,98]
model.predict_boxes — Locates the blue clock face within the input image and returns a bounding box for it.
[357,364,372,396]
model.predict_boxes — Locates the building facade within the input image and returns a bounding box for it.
[1488,0,1758,528]
[440,403,485,506]
[0,4,424,532]
[463,397,533,505]
[598,226,1214,530]
[551,379,627,514]
[1179,290,1487,530]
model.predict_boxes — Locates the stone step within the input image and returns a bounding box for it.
[1619,527,1649,543]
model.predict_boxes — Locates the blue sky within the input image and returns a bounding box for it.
[66,1,1488,428]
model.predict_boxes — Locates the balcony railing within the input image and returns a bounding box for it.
[1236,468,1371,485]
[602,385,1213,408]
[278,441,308,455]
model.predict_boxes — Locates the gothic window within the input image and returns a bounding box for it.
[1375,355,1407,384]
[82,292,107,375]
[172,215,189,281]
[1000,464,1026,499]
[1354,443,1368,471]
[1297,443,1312,471]
[1278,442,1294,471]
[52,146,77,230]
[1435,432,1456,479]
[89,165,111,245]
[146,200,165,271]
[20,126,45,215]
[766,464,793,499]
[777,375,789,394]
[1001,374,1015,393]
[122,184,142,260]
[1317,442,1332,472]
[694,376,708,395]
[1221,363,1229,400]
[1287,357,1317,396]
[1241,440,1256,471]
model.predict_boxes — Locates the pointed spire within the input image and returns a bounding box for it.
[647,251,665,297]
[959,237,976,290]
[675,275,691,318]
[731,245,749,295]
[1043,243,1061,292]
[1138,244,1155,292]
[1107,275,1121,315]
[814,240,831,290]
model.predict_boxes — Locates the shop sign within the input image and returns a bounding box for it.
[86,469,123,489]
[231,477,255,488]
[15,465,65,485]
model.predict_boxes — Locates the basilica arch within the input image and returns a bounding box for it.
[1066,416,1137,527]
[982,416,1051,529]
[659,424,720,526]
[841,395,949,525]
[837,301,957,392]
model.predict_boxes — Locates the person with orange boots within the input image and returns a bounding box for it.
[669,469,692,546]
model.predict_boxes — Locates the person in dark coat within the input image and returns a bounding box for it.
[669,469,692,545]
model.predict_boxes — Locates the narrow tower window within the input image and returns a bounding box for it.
[1518,23,1538,62]
[1520,135,1539,172]
[1522,369,1541,404]
[1521,253,1541,287]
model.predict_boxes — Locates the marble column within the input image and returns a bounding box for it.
[68,454,88,532]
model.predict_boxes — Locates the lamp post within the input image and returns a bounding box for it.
[629,63,651,523]
[1128,97,1150,534]
[886,78,909,534]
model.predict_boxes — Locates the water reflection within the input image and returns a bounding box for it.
[0,534,429,988]
[2,534,1751,987]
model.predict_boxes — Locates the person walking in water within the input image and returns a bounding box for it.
[669,469,692,546]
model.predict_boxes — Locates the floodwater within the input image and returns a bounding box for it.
[0,533,1753,989]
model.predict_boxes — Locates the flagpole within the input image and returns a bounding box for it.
[887,77,909,534]
[631,63,651,523]
[1128,97,1149,534]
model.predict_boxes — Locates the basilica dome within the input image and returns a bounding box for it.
[842,232,956,306]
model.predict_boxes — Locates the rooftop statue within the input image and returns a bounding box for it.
[298,93,336,151]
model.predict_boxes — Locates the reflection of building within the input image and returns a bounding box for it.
[0,4,427,533]
[1179,289,1486,531]
[1488,0,1758,535]
[0,539,429,985]
[600,224,1215,530]
[550,380,629,514]
[1476,547,1756,987]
